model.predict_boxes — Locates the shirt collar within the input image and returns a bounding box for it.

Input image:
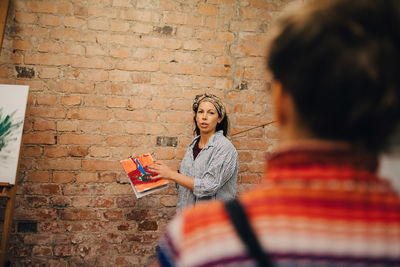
[189,130,224,149]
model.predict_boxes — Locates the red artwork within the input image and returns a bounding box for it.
[120,154,168,198]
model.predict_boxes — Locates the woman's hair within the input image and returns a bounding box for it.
[267,0,400,152]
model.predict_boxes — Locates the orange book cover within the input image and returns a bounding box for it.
[120,154,168,198]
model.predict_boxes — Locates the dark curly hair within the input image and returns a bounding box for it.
[267,0,400,152]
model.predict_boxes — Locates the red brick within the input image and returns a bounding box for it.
[114,110,158,122]
[23,184,61,196]
[45,146,68,158]
[83,95,105,107]
[23,146,43,157]
[57,121,78,132]
[106,136,132,147]
[104,210,123,221]
[160,63,201,75]
[82,160,121,171]
[86,70,109,81]
[25,54,70,66]
[85,45,107,56]
[203,42,226,54]
[26,171,51,182]
[21,196,48,208]
[58,134,103,145]
[61,95,81,106]
[154,147,175,160]
[62,81,93,94]
[27,1,57,13]
[94,196,115,208]
[62,43,85,55]
[208,0,235,4]
[53,172,75,183]
[113,0,131,7]
[50,29,96,42]
[110,21,130,32]
[183,40,202,51]
[205,17,217,28]
[198,4,217,16]
[240,173,262,184]
[39,14,61,26]
[51,196,71,207]
[109,70,131,81]
[88,6,118,18]
[105,184,132,195]
[238,151,253,162]
[79,121,101,132]
[131,22,153,34]
[216,31,234,42]
[15,12,36,23]
[54,245,73,257]
[13,40,32,50]
[38,41,61,53]
[39,67,60,79]
[117,60,159,72]
[37,158,81,170]
[0,66,8,77]
[63,16,86,28]
[131,72,151,83]
[88,18,109,30]
[68,146,89,157]
[202,65,230,77]
[98,172,117,183]
[120,9,153,22]
[89,146,111,157]
[36,94,58,105]
[101,122,124,135]
[67,108,109,120]
[33,119,56,131]
[108,47,129,58]
[60,208,99,220]
[24,133,56,144]
[76,172,97,183]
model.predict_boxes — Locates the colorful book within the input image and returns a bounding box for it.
[120,154,169,198]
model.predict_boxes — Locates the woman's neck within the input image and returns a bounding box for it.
[198,131,215,148]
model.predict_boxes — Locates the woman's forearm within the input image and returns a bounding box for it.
[170,172,194,190]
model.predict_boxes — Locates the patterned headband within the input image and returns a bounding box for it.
[192,93,226,119]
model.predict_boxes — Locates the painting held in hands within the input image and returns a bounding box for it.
[120,154,169,198]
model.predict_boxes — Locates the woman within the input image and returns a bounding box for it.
[149,93,238,210]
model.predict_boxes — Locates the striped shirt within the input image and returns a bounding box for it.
[177,130,238,211]
[157,143,400,266]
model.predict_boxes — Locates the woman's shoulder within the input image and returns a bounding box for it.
[212,132,237,153]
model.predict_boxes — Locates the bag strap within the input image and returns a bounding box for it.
[224,199,274,267]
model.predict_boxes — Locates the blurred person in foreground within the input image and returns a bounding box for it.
[156,0,400,266]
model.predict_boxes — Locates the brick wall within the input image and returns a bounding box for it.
[0,0,299,265]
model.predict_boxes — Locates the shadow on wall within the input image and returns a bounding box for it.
[379,126,400,193]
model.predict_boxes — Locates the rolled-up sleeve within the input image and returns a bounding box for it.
[193,143,238,198]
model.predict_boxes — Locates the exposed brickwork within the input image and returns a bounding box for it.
[0,0,301,265]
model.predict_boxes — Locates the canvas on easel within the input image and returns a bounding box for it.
[0,84,29,266]
[0,84,29,184]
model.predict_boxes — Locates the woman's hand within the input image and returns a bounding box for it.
[148,161,194,190]
[148,161,177,181]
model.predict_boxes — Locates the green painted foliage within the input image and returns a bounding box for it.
[0,108,23,151]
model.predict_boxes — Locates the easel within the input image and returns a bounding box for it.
[0,182,17,267]
[0,0,10,56]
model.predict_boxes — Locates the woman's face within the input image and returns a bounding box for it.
[196,101,222,135]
